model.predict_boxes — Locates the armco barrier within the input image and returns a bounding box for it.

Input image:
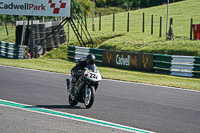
[153,54,172,74]
[154,54,200,78]
[67,45,103,63]
[67,45,200,78]
[0,41,29,59]
[171,55,195,77]
[193,57,200,78]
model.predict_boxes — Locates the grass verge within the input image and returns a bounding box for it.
[0,58,200,91]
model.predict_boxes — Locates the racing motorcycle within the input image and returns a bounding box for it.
[66,64,102,108]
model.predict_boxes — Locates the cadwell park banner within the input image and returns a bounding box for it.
[103,50,154,72]
[0,0,71,17]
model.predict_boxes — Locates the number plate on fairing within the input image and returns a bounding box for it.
[84,71,102,81]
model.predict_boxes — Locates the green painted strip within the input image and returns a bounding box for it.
[0,99,154,133]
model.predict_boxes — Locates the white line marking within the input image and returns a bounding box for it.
[0,99,155,133]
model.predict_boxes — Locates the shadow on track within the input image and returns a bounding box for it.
[37,105,83,109]
[25,105,84,109]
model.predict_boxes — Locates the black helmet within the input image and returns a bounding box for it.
[86,54,96,65]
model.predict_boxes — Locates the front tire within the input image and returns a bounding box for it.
[84,86,95,108]
[69,94,78,106]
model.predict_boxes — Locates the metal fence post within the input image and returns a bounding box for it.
[190,18,193,40]
[143,12,145,32]
[113,12,115,32]
[160,17,162,37]
[127,12,130,32]
[99,13,101,31]
[151,15,153,35]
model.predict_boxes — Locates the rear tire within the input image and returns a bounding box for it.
[84,86,95,108]
[69,94,78,106]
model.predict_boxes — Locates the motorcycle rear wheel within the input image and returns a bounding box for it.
[84,86,95,108]
[69,94,78,106]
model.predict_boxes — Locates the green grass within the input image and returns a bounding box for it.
[1,0,200,56]
[98,33,200,56]
[0,58,200,91]
[75,0,200,56]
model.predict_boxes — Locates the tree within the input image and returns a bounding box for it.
[95,0,183,9]
[96,0,106,7]
[79,0,93,14]
[131,0,141,8]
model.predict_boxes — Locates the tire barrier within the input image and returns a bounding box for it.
[15,20,40,47]
[15,25,24,46]
[29,28,36,58]
[68,45,200,78]
[0,41,28,59]
[45,27,54,49]
[51,25,60,48]
[39,24,46,54]
[15,21,67,57]
[59,25,67,44]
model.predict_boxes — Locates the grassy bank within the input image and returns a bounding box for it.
[85,0,200,56]
[0,58,200,91]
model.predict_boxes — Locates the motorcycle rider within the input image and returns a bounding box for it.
[68,54,96,94]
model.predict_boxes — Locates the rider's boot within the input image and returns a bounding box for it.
[68,77,76,94]
[68,84,75,94]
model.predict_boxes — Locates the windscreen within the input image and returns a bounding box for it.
[85,64,99,73]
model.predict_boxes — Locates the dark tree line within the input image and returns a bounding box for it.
[95,0,184,10]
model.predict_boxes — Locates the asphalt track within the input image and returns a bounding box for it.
[0,65,200,133]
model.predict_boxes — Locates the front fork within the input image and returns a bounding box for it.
[85,85,88,98]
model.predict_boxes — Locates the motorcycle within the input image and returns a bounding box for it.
[66,64,102,108]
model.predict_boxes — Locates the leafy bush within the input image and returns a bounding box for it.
[95,7,125,15]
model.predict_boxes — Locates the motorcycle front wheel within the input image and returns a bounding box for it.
[69,94,78,106]
[84,86,95,108]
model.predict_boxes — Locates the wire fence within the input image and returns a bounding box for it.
[1,12,200,42]
[84,12,200,39]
